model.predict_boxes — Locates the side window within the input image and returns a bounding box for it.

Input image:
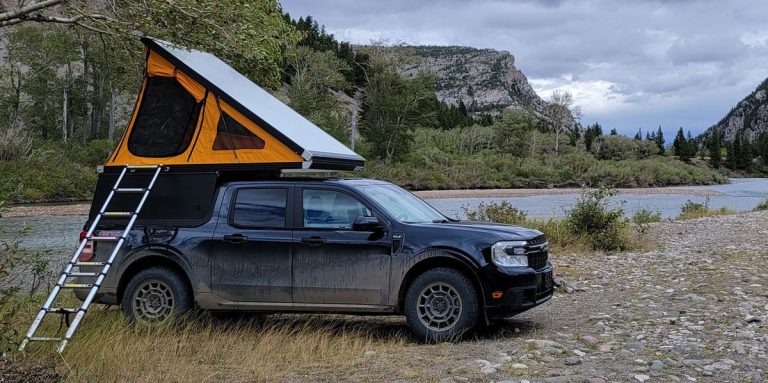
[213,112,265,150]
[232,188,288,229]
[128,77,201,157]
[303,189,372,229]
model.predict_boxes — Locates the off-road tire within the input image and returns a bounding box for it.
[404,267,479,342]
[121,266,193,325]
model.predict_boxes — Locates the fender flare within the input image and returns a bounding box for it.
[394,247,488,322]
[114,244,194,300]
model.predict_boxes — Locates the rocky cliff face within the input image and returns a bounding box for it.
[399,46,551,118]
[707,78,768,142]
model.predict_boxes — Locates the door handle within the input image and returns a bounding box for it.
[223,234,248,244]
[301,236,326,246]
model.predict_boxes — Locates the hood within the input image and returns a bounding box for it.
[409,220,543,242]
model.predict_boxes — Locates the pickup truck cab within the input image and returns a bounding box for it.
[78,178,553,341]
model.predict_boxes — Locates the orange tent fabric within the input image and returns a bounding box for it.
[107,48,304,166]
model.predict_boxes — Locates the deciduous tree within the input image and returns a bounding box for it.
[546,89,581,156]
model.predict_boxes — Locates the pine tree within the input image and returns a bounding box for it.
[686,131,697,159]
[583,122,603,152]
[634,128,642,141]
[609,128,618,135]
[655,126,666,155]
[708,135,722,169]
[737,136,752,170]
[725,142,737,169]
[758,133,768,165]
[673,127,690,162]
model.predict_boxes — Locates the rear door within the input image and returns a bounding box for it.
[211,185,293,303]
[291,186,392,306]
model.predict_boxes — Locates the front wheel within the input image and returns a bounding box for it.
[404,268,479,342]
[121,266,193,325]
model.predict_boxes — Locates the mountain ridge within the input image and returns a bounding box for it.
[706,78,768,141]
[397,45,553,120]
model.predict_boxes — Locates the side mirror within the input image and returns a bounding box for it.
[352,216,385,232]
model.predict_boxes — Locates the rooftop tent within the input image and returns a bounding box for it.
[107,37,364,172]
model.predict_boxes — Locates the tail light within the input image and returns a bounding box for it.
[79,230,94,261]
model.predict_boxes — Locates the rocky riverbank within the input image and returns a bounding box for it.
[350,211,768,382]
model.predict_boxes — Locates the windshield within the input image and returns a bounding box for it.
[358,184,447,223]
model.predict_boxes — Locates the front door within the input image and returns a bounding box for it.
[211,186,292,303]
[292,188,392,306]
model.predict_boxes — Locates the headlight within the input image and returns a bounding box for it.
[491,241,529,267]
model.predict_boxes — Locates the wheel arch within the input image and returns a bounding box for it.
[396,248,487,322]
[116,247,194,303]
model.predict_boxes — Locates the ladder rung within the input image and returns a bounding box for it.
[114,188,146,193]
[125,165,160,169]
[60,283,93,289]
[73,261,107,267]
[67,271,100,277]
[88,236,121,241]
[19,163,163,353]
[101,212,134,217]
[45,308,81,314]
[29,336,63,342]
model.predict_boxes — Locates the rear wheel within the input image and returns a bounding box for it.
[404,267,479,342]
[121,266,193,325]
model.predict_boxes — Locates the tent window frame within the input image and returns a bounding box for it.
[127,76,203,158]
[213,110,266,151]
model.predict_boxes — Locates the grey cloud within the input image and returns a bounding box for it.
[282,0,768,135]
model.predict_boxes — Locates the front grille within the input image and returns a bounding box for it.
[527,251,548,270]
[528,235,547,246]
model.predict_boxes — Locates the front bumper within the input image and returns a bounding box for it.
[482,263,554,319]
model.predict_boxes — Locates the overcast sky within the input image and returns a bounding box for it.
[281,0,768,137]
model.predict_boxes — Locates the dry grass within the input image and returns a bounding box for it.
[10,292,414,382]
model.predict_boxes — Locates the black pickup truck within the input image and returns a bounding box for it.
[77,177,553,341]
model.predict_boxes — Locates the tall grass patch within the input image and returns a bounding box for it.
[677,198,733,220]
[6,292,411,382]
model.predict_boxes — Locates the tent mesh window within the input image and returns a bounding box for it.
[127,77,201,157]
[213,112,266,150]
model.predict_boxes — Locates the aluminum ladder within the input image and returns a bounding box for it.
[19,164,163,353]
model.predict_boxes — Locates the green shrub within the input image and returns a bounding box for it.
[463,201,528,224]
[566,187,631,251]
[0,152,97,203]
[678,198,733,220]
[632,208,662,235]
[64,139,117,168]
[754,198,768,211]
[632,209,662,225]
[362,136,726,191]
[462,188,641,252]
[592,135,658,160]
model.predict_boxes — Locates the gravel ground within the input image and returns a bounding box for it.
[344,211,768,382]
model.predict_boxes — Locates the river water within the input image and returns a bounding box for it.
[428,178,768,220]
[1,178,766,252]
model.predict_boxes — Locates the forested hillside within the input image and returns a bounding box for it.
[0,1,728,203]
